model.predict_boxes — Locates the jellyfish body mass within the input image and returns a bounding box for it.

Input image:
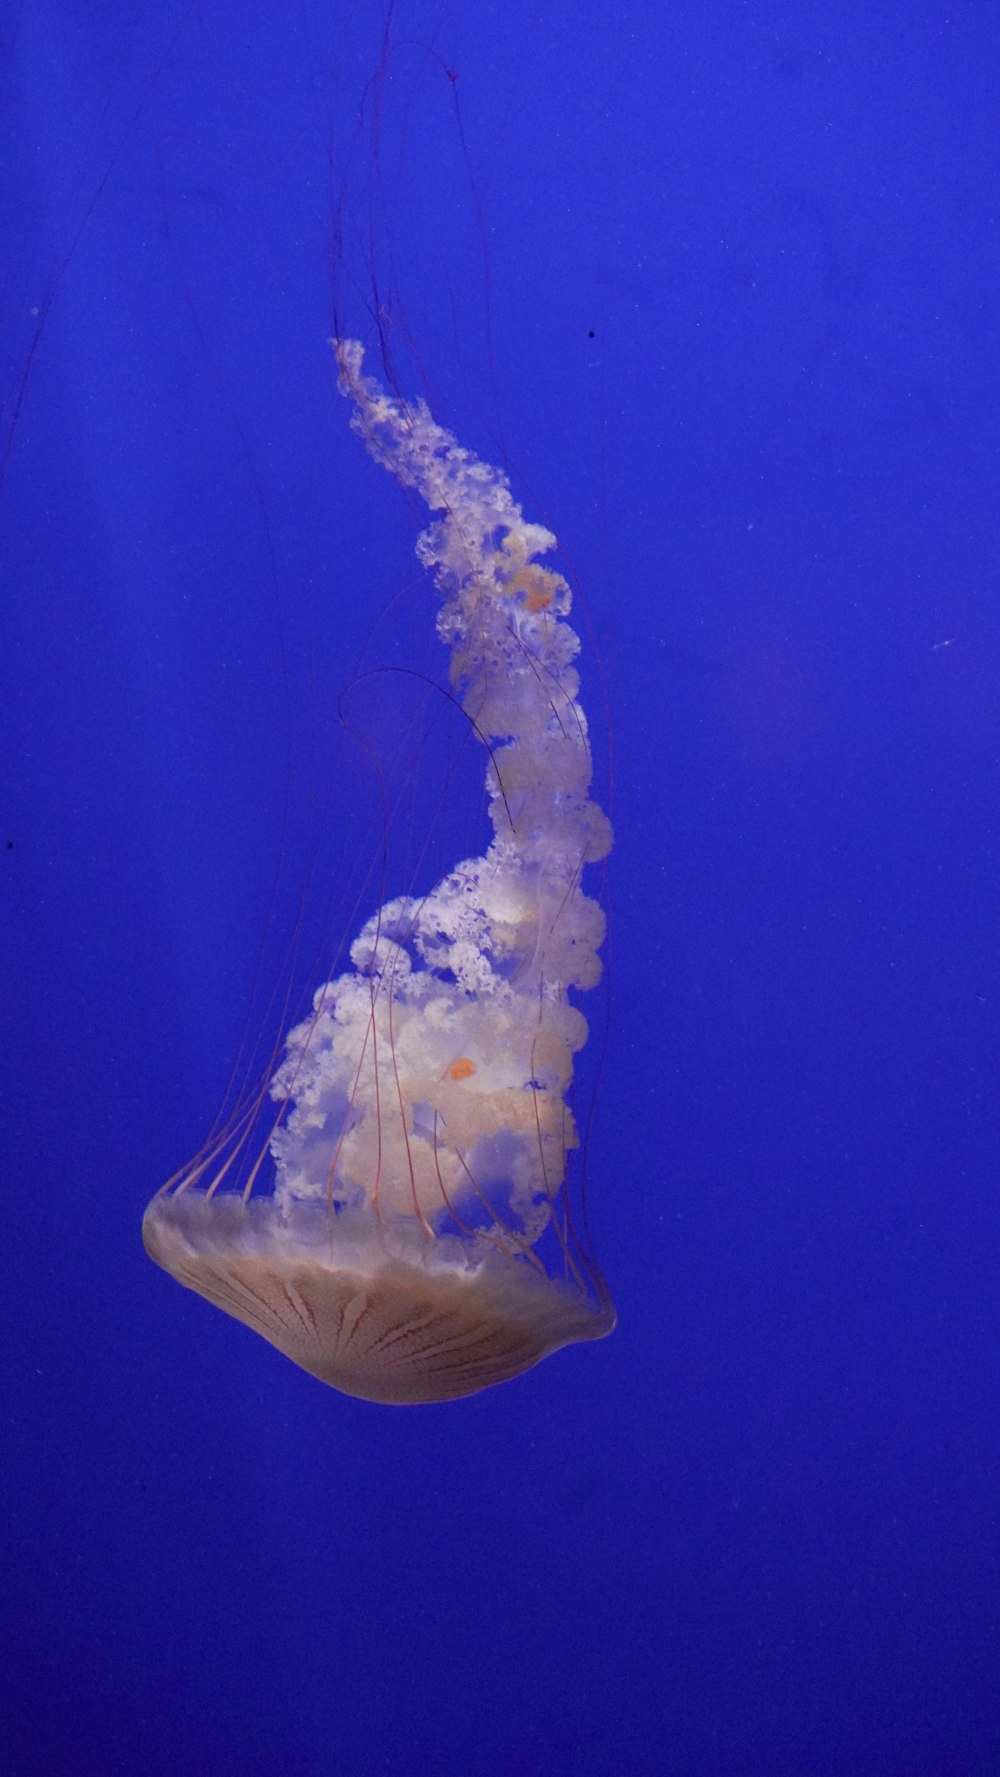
[143,343,614,1403]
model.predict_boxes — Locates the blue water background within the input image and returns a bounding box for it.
[3,4,999,1773]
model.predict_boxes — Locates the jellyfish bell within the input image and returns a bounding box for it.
[141,1198,612,1407]
[143,340,615,1403]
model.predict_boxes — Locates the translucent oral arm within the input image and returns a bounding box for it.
[268,342,612,1241]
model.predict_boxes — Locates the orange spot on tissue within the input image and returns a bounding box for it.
[447,1057,476,1081]
[522,581,553,613]
[513,563,556,613]
[500,536,556,614]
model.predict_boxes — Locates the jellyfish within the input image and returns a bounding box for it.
[143,341,615,1403]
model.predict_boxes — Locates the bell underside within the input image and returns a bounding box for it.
[143,1195,613,1405]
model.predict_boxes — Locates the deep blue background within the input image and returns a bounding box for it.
[3,4,999,1773]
